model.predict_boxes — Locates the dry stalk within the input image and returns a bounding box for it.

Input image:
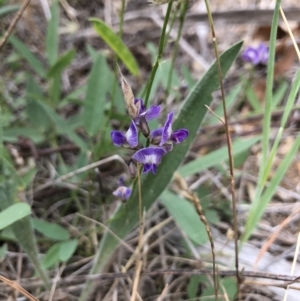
[0,275,40,301]
[204,0,240,297]
[173,172,218,298]
[0,0,32,49]
[130,165,144,301]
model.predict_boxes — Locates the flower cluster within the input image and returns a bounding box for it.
[241,43,269,66]
[111,99,189,176]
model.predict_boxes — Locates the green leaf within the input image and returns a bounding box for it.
[59,239,78,261]
[46,0,59,65]
[3,127,45,144]
[79,41,243,301]
[9,35,46,78]
[0,203,31,230]
[26,78,51,131]
[0,5,19,18]
[83,53,108,136]
[31,100,87,150]
[243,134,300,242]
[161,191,208,244]
[90,18,139,76]
[0,185,50,287]
[42,243,61,269]
[32,218,70,240]
[179,136,260,177]
[47,49,76,78]
[0,243,7,261]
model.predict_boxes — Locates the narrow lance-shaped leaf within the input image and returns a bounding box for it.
[47,49,76,78]
[83,53,108,136]
[9,35,46,78]
[79,41,243,301]
[89,18,139,76]
[0,203,31,230]
[46,0,59,65]
[0,182,50,287]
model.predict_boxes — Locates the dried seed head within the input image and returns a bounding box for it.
[119,67,140,119]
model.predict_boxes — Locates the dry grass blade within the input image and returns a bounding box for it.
[0,275,40,301]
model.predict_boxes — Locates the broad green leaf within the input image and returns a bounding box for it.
[0,5,19,17]
[32,218,70,240]
[59,239,78,261]
[9,35,46,78]
[90,18,139,76]
[46,0,59,65]
[179,137,260,177]
[0,185,50,287]
[79,41,243,301]
[47,49,76,78]
[0,203,31,230]
[83,53,108,136]
[42,243,61,269]
[161,191,208,244]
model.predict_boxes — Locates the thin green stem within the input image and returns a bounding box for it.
[204,0,239,298]
[242,0,282,243]
[261,0,281,165]
[144,0,174,107]
[166,0,188,96]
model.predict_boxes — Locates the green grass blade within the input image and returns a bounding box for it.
[261,0,281,164]
[0,203,31,230]
[179,137,260,177]
[83,53,109,136]
[32,100,87,150]
[9,35,46,78]
[47,49,75,78]
[243,134,300,241]
[79,41,243,301]
[46,0,59,65]
[89,18,139,76]
[0,5,19,18]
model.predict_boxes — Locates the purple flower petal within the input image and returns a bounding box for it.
[160,112,174,146]
[132,147,166,174]
[242,47,260,65]
[141,105,161,121]
[113,186,132,201]
[171,129,189,144]
[111,131,126,146]
[258,43,268,65]
[134,98,146,114]
[125,121,138,148]
[150,127,163,138]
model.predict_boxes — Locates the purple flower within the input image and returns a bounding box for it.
[150,112,189,149]
[111,121,138,148]
[113,186,132,201]
[132,147,166,174]
[241,43,268,65]
[134,98,161,126]
[112,177,132,201]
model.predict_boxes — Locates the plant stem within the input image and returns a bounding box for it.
[166,0,188,96]
[204,0,240,298]
[144,0,174,107]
